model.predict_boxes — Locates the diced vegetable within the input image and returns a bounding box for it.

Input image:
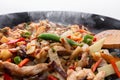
[3,73,12,80]
[98,61,120,77]
[0,49,12,60]
[18,58,30,67]
[91,58,103,72]
[14,56,22,64]
[89,38,106,54]
[48,75,58,80]
[93,37,97,42]
[110,60,120,78]
[7,38,25,44]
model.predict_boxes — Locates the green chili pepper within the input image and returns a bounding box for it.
[86,39,92,45]
[14,56,22,64]
[66,38,82,46]
[38,33,60,42]
[38,33,82,46]
[21,31,31,38]
[83,34,93,45]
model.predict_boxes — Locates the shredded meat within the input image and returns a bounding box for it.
[77,52,89,67]
[0,61,48,77]
[93,71,106,80]
[67,67,87,80]
[53,45,71,56]
[83,68,95,80]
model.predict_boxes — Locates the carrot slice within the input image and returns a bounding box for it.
[101,53,120,63]
[110,60,120,78]
[78,29,86,33]
[91,58,103,72]
[6,58,12,62]
[18,58,30,67]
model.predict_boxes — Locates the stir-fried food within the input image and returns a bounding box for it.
[0,20,120,80]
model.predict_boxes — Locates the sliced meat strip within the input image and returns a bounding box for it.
[77,52,89,68]
[0,61,48,77]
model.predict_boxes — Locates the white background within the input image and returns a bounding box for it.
[0,0,120,20]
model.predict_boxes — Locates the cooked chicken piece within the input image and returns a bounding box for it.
[9,47,20,53]
[14,23,26,30]
[35,46,50,63]
[67,71,77,80]
[53,46,66,51]
[50,42,62,47]
[60,38,71,52]
[8,28,22,39]
[0,43,9,49]
[67,67,87,80]
[76,69,87,80]
[75,67,82,72]
[95,30,120,48]
[40,40,49,47]
[67,66,96,80]
[77,52,89,67]
[0,61,48,77]
[67,69,75,76]
[93,71,106,80]
[47,23,67,35]
[53,45,71,56]
[70,46,83,60]
[82,44,89,52]
[83,68,95,80]
[48,49,64,70]
[52,72,65,80]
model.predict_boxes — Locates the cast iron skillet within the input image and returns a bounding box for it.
[0,11,120,80]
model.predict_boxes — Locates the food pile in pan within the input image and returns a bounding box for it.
[0,20,119,80]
